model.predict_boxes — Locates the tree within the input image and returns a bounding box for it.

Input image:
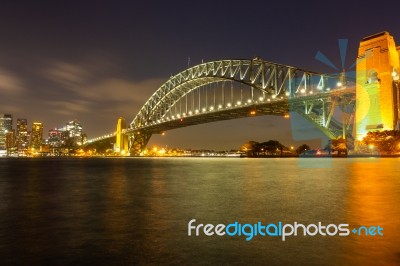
[240,140,287,156]
[362,130,400,154]
[260,140,285,156]
[325,138,348,155]
[296,144,310,155]
[240,141,259,156]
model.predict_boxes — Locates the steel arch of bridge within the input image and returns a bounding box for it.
[120,59,356,155]
[131,59,333,129]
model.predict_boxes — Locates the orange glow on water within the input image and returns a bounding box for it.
[344,159,400,265]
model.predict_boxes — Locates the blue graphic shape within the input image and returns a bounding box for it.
[315,51,338,70]
[348,61,356,70]
[339,39,348,69]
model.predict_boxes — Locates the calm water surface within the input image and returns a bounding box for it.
[0,157,399,265]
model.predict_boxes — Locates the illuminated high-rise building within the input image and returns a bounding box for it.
[48,128,63,147]
[16,118,29,152]
[30,122,43,150]
[6,130,15,151]
[64,119,84,146]
[0,114,13,151]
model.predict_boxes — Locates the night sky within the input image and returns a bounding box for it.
[1,1,399,150]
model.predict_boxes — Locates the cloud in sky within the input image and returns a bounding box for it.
[0,69,25,94]
[0,59,167,136]
[45,62,89,86]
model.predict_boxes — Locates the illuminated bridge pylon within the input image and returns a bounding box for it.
[115,58,356,155]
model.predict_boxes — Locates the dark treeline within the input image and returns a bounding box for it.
[240,140,310,157]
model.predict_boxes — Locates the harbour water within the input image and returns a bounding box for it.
[0,157,399,265]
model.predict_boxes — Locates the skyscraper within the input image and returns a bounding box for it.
[65,120,83,146]
[31,122,43,150]
[16,118,29,153]
[0,114,13,152]
[48,128,63,147]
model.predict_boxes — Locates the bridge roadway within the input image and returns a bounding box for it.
[85,86,355,154]
[127,86,355,137]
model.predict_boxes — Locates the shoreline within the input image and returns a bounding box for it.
[1,154,400,159]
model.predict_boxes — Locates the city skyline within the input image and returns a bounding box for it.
[0,114,87,156]
[0,1,400,149]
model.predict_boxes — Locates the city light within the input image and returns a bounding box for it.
[259,97,264,101]
[227,103,232,107]
[392,70,399,80]
[369,144,375,150]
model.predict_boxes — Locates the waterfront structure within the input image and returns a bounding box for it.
[48,128,63,147]
[16,118,29,154]
[87,31,400,156]
[355,32,400,140]
[0,114,13,153]
[115,117,128,155]
[30,122,43,150]
[65,120,84,146]
[6,130,15,152]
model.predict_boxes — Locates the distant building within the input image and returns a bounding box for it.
[16,118,29,152]
[0,114,13,151]
[64,119,84,146]
[31,122,43,150]
[6,130,16,151]
[48,128,63,147]
[50,120,85,148]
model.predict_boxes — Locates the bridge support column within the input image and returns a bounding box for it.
[128,132,152,156]
[355,32,400,141]
[115,117,129,155]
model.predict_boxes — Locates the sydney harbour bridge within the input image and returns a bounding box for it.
[87,32,400,156]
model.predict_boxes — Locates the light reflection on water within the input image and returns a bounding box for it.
[344,159,400,265]
[0,157,399,265]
